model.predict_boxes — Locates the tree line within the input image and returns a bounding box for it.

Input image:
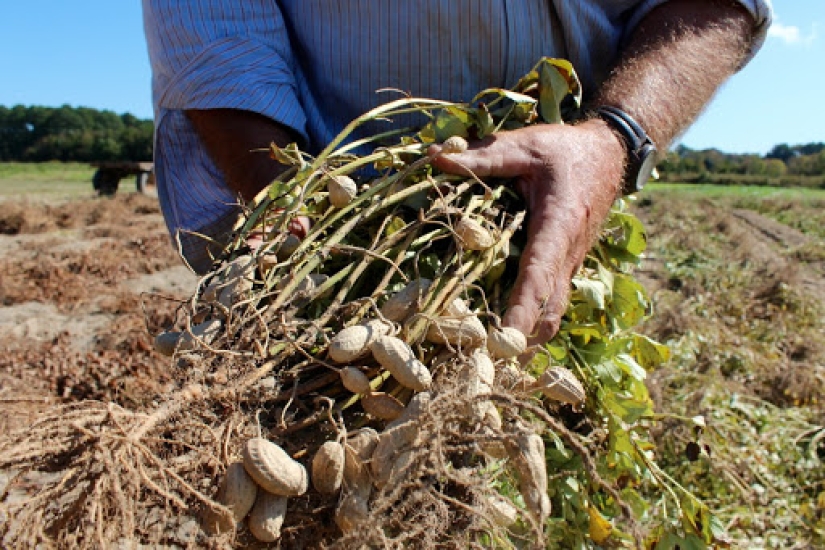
[0,104,153,162]
[658,142,825,187]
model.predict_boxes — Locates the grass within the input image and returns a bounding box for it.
[0,162,98,202]
[646,181,825,200]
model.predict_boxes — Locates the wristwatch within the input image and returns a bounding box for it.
[595,106,658,195]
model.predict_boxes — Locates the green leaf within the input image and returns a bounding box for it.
[538,61,569,124]
[614,353,648,381]
[607,392,653,424]
[472,87,537,107]
[710,514,731,545]
[512,101,536,123]
[572,277,608,309]
[679,534,709,550]
[607,274,650,330]
[593,360,623,384]
[511,68,540,94]
[267,179,290,202]
[607,423,636,457]
[543,58,582,105]
[474,103,496,139]
[603,210,648,258]
[620,488,650,518]
[577,338,609,365]
[567,302,596,324]
[269,141,305,167]
[543,340,568,361]
[568,323,604,340]
[632,334,671,370]
[422,106,473,143]
[597,262,615,295]
[681,497,716,543]
[385,215,407,237]
[655,532,687,550]
[418,253,442,280]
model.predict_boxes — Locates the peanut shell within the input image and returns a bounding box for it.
[258,233,301,273]
[468,350,496,387]
[218,461,258,522]
[311,441,345,494]
[344,428,380,487]
[505,431,551,523]
[371,393,430,487]
[247,491,287,543]
[425,313,486,348]
[327,174,358,208]
[242,437,308,497]
[441,135,469,154]
[487,326,527,359]
[387,449,416,485]
[455,217,495,250]
[496,363,537,391]
[335,487,371,534]
[361,392,405,421]
[153,330,181,357]
[178,318,222,351]
[488,495,519,527]
[329,318,391,364]
[339,367,372,395]
[369,335,432,392]
[380,278,432,322]
[201,461,258,535]
[217,276,253,308]
[337,428,377,534]
[203,254,255,305]
[535,366,586,407]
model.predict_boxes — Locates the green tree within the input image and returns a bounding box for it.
[764,158,787,178]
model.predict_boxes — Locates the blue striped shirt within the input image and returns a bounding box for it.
[142,0,772,273]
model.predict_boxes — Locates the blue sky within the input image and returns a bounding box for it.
[0,1,821,155]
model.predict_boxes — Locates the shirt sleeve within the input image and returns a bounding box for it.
[143,0,307,137]
[142,0,307,273]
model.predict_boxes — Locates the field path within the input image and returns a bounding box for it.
[729,208,825,301]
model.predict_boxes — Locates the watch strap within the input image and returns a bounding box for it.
[595,105,656,194]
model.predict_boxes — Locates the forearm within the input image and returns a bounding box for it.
[186,109,298,201]
[593,0,755,151]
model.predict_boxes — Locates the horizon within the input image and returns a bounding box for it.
[0,1,822,157]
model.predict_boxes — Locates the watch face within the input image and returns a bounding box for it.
[635,149,658,191]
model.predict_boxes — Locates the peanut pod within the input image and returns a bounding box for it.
[371,392,431,487]
[487,326,527,359]
[455,216,495,251]
[242,438,308,497]
[361,392,405,421]
[380,278,432,322]
[327,174,358,208]
[369,335,432,392]
[329,319,391,364]
[534,366,586,407]
[339,367,372,395]
[248,491,288,543]
[311,441,346,495]
[505,431,551,524]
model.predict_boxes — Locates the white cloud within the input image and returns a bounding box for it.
[768,18,818,46]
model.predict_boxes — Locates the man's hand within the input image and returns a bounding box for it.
[430,0,755,344]
[430,120,625,343]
